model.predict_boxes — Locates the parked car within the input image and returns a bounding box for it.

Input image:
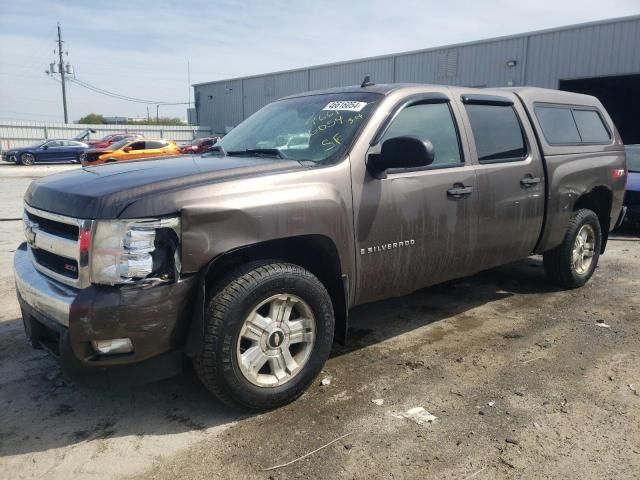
[81,138,181,166]
[87,132,143,149]
[623,144,640,226]
[180,137,219,154]
[15,84,626,411]
[2,139,88,165]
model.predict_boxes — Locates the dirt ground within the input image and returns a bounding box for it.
[1,163,639,480]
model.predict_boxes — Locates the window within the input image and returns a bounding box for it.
[572,109,610,143]
[535,106,581,144]
[145,141,164,149]
[129,141,146,151]
[45,140,63,147]
[535,104,611,145]
[380,102,462,166]
[464,104,527,163]
[214,92,380,164]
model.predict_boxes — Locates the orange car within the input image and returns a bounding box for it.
[81,138,181,166]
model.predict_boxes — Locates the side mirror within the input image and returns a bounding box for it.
[123,146,132,152]
[42,145,49,150]
[369,136,435,177]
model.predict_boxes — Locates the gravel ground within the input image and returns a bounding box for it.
[1,162,639,480]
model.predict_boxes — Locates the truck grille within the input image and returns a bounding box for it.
[23,204,93,289]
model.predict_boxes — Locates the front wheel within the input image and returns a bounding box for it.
[543,209,602,288]
[20,153,35,166]
[194,262,335,411]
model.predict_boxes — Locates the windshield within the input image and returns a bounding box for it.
[209,92,381,163]
[626,145,640,172]
[106,139,131,150]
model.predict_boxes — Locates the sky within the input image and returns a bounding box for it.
[0,0,638,123]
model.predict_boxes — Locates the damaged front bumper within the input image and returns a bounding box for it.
[14,243,198,387]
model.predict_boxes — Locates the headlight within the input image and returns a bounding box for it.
[90,217,180,285]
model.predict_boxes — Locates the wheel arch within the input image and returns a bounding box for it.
[183,234,349,357]
[573,186,612,253]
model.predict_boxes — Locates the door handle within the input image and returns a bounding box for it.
[520,176,541,188]
[447,184,473,199]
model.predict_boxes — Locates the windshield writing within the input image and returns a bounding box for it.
[211,92,380,163]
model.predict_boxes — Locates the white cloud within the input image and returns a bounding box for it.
[0,0,638,122]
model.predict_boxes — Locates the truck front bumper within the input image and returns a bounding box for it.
[14,243,198,387]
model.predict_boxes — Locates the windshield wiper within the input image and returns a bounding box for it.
[226,148,288,159]
[206,145,226,155]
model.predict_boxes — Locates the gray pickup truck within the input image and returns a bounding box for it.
[14,83,627,410]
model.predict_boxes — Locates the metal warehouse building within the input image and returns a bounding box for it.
[194,15,640,144]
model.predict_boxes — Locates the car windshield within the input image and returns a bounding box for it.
[208,92,381,164]
[626,145,640,172]
[107,139,131,150]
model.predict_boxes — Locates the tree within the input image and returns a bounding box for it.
[77,113,105,124]
[128,117,185,126]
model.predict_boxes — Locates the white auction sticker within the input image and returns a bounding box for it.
[322,101,368,112]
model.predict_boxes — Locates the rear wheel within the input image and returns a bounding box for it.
[20,153,35,166]
[543,208,602,288]
[194,262,335,411]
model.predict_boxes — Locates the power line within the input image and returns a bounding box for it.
[69,77,190,105]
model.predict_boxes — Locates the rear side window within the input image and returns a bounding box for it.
[464,104,527,163]
[380,102,462,167]
[535,107,581,144]
[145,141,165,149]
[572,110,610,143]
[535,105,611,145]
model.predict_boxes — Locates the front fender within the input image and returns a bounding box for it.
[179,162,355,281]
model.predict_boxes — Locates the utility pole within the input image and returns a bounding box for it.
[156,104,159,124]
[57,23,68,123]
[187,61,191,125]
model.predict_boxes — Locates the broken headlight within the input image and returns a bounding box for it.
[90,217,180,286]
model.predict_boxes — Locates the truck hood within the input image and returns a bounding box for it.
[25,155,303,219]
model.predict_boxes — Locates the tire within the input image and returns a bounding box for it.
[20,152,35,166]
[543,208,602,289]
[194,262,335,411]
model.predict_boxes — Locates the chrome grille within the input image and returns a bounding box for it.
[23,204,94,289]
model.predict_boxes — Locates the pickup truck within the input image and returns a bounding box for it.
[14,83,627,410]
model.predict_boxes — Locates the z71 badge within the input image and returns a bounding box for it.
[360,239,415,255]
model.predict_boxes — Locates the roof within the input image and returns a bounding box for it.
[280,83,422,99]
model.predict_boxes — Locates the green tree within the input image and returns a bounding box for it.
[128,117,185,126]
[77,113,106,124]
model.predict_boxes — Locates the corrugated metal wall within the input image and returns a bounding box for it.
[194,15,640,132]
[243,70,308,118]
[0,121,212,151]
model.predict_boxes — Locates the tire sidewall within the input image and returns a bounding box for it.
[20,153,34,166]
[568,210,602,285]
[214,269,334,409]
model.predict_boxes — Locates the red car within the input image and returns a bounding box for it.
[87,133,143,149]
[180,137,219,154]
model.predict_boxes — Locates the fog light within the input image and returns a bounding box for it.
[92,338,134,355]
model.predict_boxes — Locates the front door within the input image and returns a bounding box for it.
[354,95,478,305]
[458,94,546,269]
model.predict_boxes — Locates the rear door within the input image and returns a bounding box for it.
[457,93,545,269]
[354,93,479,304]
[144,140,167,157]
